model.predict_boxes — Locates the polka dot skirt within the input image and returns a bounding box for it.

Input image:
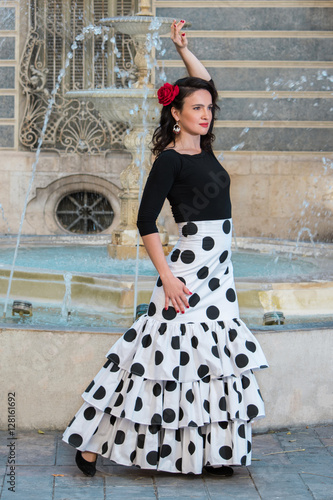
[62,219,268,475]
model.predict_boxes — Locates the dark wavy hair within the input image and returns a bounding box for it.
[151,77,219,157]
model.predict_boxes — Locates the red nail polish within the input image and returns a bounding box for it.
[177,310,180,313]
[182,311,185,314]
[181,20,185,23]
[186,306,189,309]
[181,33,185,36]
[165,307,167,310]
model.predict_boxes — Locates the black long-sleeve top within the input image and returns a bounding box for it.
[136,149,231,237]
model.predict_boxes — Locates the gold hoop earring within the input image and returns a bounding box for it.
[173,121,181,135]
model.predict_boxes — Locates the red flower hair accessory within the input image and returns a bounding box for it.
[157,82,179,106]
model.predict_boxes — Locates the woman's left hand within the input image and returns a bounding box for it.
[171,19,188,49]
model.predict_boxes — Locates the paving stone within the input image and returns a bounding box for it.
[0,466,54,500]
[54,473,104,500]
[249,467,315,499]
[104,484,156,499]
[204,470,260,500]
[299,467,333,500]
[15,431,56,466]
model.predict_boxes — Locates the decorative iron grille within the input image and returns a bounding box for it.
[56,190,114,233]
[19,0,137,153]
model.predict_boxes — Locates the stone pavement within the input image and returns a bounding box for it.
[0,425,332,500]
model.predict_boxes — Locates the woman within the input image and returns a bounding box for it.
[62,19,268,477]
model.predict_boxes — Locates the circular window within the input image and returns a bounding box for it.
[56,191,114,234]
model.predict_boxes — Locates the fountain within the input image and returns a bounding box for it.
[0,0,332,434]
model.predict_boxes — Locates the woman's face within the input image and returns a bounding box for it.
[172,89,213,136]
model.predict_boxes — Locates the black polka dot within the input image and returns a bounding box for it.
[218,321,225,329]
[188,421,198,427]
[85,380,95,393]
[83,406,96,420]
[179,407,184,421]
[156,277,162,287]
[142,334,152,348]
[247,404,259,419]
[246,341,257,353]
[173,366,179,380]
[110,415,116,425]
[224,382,229,396]
[93,426,98,435]
[191,336,199,349]
[165,381,177,392]
[182,222,198,236]
[223,220,231,234]
[171,249,180,262]
[110,362,120,372]
[212,331,218,343]
[203,400,210,413]
[180,351,190,366]
[68,417,75,427]
[151,413,162,425]
[219,446,232,460]
[240,455,247,466]
[180,324,186,335]
[238,424,246,439]
[127,379,134,393]
[93,386,106,400]
[120,410,125,418]
[181,250,195,264]
[219,251,228,263]
[202,375,210,383]
[115,380,123,393]
[241,376,250,390]
[148,303,156,317]
[224,267,229,275]
[177,276,186,285]
[149,424,159,434]
[171,336,180,350]
[207,433,211,444]
[103,360,111,369]
[219,421,228,430]
[115,430,125,445]
[202,237,215,251]
[134,397,143,412]
[131,363,145,376]
[114,394,123,407]
[226,288,236,302]
[102,442,108,454]
[197,364,209,379]
[153,383,162,396]
[155,351,164,365]
[130,450,136,462]
[201,322,209,332]
[146,451,159,466]
[188,441,196,455]
[206,306,220,320]
[160,445,172,458]
[211,345,219,358]
[162,307,177,320]
[175,458,182,471]
[68,433,83,447]
[224,345,231,358]
[197,266,209,279]
[258,389,264,401]
[158,323,167,335]
[247,440,252,453]
[189,293,200,307]
[235,354,249,369]
[124,328,137,342]
[228,329,237,342]
[233,318,241,326]
[219,396,227,411]
[186,389,194,403]
[208,278,220,291]
[163,408,176,423]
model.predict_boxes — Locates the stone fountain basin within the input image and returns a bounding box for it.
[66,89,160,125]
[1,266,332,322]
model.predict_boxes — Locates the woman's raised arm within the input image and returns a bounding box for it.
[171,19,211,81]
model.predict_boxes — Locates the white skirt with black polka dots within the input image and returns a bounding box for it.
[62,219,268,474]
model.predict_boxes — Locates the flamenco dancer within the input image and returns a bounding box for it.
[62,19,268,477]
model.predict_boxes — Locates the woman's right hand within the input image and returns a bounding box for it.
[161,273,192,314]
[171,19,188,50]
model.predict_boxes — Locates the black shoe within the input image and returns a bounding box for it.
[75,450,97,477]
[204,465,234,477]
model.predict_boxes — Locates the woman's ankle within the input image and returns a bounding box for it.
[81,451,97,462]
